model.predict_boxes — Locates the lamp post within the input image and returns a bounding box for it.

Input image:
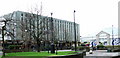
[56,41,59,55]
[51,13,53,42]
[112,25,114,48]
[25,29,29,51]
[73,10,77,51]
[50,13,55,53]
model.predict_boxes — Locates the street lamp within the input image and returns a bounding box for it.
[56,41,59,55]
[50,12,55,53]
[73,10,77,51]
[25,29,30,51]
[112,25,114,48]
[51,13,53,42]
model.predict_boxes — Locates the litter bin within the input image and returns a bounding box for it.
[51,43,55,53]
[107,48,112,52]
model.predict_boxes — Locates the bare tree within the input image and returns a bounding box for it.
[25,6,51,52]
[3,13,16,40]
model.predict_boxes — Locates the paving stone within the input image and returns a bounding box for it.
[84,50,120,58]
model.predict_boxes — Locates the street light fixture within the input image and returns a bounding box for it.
[51,13,53,42]
[112,25,114,48]
[56,41,59,55]
[50,12,55,53]
[73,10,77,51]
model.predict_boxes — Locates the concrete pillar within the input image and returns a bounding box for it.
[96,35,99,45]
[107,35,110,45]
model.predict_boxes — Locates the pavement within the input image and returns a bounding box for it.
[57,50,72,52]
[84,50,120,58]
[40,49,73,52]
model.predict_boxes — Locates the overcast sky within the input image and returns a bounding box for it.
[0,0,119,37]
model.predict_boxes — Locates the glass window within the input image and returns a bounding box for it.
[25,13,27,17]
[21,13,23,16]
[0,29,1,34]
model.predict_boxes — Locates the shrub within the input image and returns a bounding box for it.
[81,43,86,46]
[8,45,22,49]
[77,46,84,50]
[76,46,90,52]
[105,45,112,48]
[105,45,120,49]
[97,45,106,50]
[114,45,120,48]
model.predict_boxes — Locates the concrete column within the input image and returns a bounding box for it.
[96,35,99,45]
[107,35,110,45]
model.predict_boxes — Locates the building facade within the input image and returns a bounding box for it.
[1,11,80,43]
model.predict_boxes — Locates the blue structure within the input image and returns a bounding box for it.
[112,38,120,45]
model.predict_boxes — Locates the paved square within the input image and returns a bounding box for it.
[84,50,120,58]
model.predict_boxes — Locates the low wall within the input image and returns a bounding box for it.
[48,52,86,58]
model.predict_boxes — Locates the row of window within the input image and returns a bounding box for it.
[14,12,80,41]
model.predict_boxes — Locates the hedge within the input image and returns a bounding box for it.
[105,45,120,48]
[8,45,22,49]
[71,46,90,52]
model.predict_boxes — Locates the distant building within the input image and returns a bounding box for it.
[0,11,80,42]
[81,31,120,46]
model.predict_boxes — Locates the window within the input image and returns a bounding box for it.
[21,13,23,16]
[0,29,1,34]
[25,13,27,17]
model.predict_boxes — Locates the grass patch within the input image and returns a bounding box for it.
[0,55,2,58]
[5,51,80,56]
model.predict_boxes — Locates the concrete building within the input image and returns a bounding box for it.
[0,11,80,43]
[81,31,119,46]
